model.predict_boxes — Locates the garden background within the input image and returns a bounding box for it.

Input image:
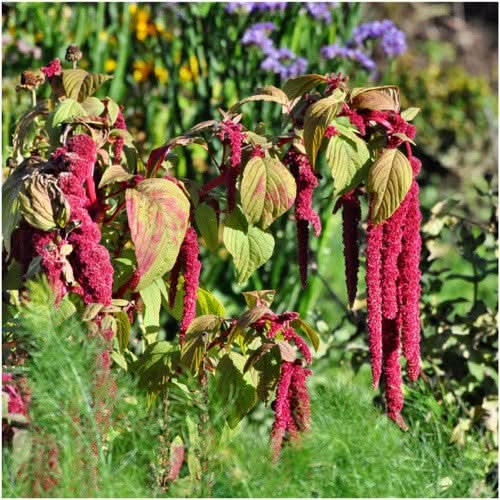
[2,2,498,497]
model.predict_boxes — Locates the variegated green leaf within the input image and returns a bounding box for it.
[240,155,296,228]
[126,178,190,291]
[367,149,412,224]
[223,208,274,284]
[303,89,345,167]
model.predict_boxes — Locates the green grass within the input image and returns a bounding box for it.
[203,366,493,498]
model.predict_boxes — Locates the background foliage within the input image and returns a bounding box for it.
[2,2,498,497]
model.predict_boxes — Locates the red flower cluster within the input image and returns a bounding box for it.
[284,149,322,288]
[169,226,202,344]
[55,134,114,305]
[41,58,62,78]
[112,107,127,164]
[366,150,423,427]
[270,360,312,461]
[218,119,246,211]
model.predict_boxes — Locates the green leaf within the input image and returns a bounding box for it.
[291,318,320,351]
[18,174,70,231]
[216,352,258,428]
[303,89,345,167]
[115,311,131,352]
[52,98,87,127]
[325,133,370,196]
[282,74,327,101]
[139,279,165,339]
[106,97,120,125]
[180,315,222,374]
[240,155,296,229]
[134,341,178,393]
[231,85,290,111]
[252,347,281,402]
[81,96,105,116]
[195,203,219,252]
[2,165,29,256]
[196,288,225,317]
[111,351,128,371]
[98,164,133,188]
[78,73,113,101]
[367,149,413,224]
[126,178,190,291]
[223,208,275,284]
[62,69,89,100]
[400,107,420,121]
[242,290,275,308]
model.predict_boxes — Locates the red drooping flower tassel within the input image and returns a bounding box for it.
[382,317,407,430]
[218,120,246,212]
[366,216,384,388]
[397,179,422,381]
[112,108,127,164]
[168,258,181,310]
[338,190,361,308]
[289,362,312,433]
[381,193,411,319]
[285,150,321,288]
[270,361,294,461]
[179,226,202,343]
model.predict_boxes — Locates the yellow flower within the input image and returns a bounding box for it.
[128,3,138,16]
[189,55,199,79]
[135,20,152,41]
[179,65,192,82]
[155,20,165,33]
[105,59,117,73]
[133,60,152,82]
[154,66,169,84]
[99,30,108,42]
[136,8,149,23]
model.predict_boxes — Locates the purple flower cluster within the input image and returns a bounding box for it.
[350,19,407,57]
[261,48,308,79]
[241,22,276,53]
[242,22,308,79]
[226,2,287,13]
[305,2,338,23]
[320,43,376,73]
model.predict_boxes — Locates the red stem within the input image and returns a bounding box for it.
[86,175,97,205]
[198,172,226,198]
[103,200,126,224]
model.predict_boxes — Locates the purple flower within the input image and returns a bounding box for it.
[320,43,376,73]
[226,2,287,13]
[350,19,407,57]
[305,2,338,23]
[242,22,276,52]
[261,48,308,80]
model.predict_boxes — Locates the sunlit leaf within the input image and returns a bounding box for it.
[303,89,345,167]
[223,208,274,284]
[195,203,219,252]
[282,74,327,101]
[126,178,190,291]
[350,85,400,112]
[367,149,412,224]
[240,155,296,228]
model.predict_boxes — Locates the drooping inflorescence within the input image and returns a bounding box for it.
[169,226,202,344]
[284,149,322,288]
[217,119,246,212]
